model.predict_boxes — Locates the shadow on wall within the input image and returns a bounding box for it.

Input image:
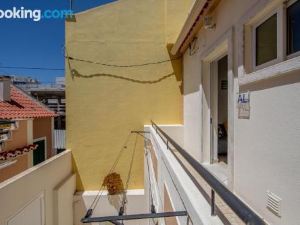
[70,69,175,84]
[167,43,183,94]
[65,44,183,93]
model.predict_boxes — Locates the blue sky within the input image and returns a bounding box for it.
[0,0,115,83]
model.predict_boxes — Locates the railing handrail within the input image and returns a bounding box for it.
[151,121,266,225]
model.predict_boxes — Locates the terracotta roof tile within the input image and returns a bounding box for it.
[0,86,56,119]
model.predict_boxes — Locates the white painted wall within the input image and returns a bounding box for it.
[160,125,184,147]
[54,174,76,225]
[235,71,300,225]
[0,150,74,225]
[6,194,44,225]
[183,51,203,161]
[182,0,300,224]
[73,190,147,225]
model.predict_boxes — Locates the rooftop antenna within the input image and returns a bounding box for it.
[69,0,73,11]
[66,0,76,22]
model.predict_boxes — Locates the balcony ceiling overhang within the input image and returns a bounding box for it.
[171,0,221,56]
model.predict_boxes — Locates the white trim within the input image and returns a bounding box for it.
[0,160,17,170]
[74,189,145,197]
[27,119,33,167]
[26,119,33,145]
[200,28,234,189]
[33,136,47,161]
[287,49,300,60]
[239,55,300,86]
[210,59,219,164]
[51,117,55,156]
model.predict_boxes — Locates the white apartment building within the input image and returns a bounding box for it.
[146,0,300,225]
[0,1,299,225]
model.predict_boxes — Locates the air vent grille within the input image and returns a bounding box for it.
[267,191,281,217]
[221,80,228,90]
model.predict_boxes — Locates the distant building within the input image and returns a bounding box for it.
[4,75,66,151]
[13,76,66,152]
[0,76,56,182]
[9,75,39,89]
[28,77,66,130]
[8,75,65,126]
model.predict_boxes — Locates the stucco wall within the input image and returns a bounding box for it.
[236,72,300,225]
[4,120,28,151]
[33,117,53,159]
[0,155,28,183]
[182,0,300,224]
[183,51,203,161]
[0,150,74,225]
[66,0,193,191]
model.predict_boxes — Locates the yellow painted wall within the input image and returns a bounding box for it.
[66,0,193,191]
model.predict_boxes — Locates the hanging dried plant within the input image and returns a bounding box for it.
[103,172,125,195]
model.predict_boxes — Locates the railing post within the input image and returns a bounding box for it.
[211,189,216,216]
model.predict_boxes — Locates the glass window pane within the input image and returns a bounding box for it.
[287,0,300,55]
[256,14,277,66]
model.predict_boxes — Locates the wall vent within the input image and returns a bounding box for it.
[220,80,228,90]
[267,191,281,217]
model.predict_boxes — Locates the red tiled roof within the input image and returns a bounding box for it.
[0,86,56,119]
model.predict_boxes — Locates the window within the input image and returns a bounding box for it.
[255,14,278,66]
[247,0,300,72]
[287,0,300,55]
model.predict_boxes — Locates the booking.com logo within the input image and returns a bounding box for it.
[0,7,73,22]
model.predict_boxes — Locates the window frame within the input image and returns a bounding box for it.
[252,8,283,71]
[250,0,300,72]
[286,0,300,59]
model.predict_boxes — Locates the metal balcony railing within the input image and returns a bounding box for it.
[151,121,266,225]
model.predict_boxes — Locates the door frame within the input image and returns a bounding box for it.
[200,27,235,189]
[210,54,228,164]
[33,137,47,162]
[201,41,228,164]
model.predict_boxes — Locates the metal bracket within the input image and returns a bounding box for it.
[131,131,150,134]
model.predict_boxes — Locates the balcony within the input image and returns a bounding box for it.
[0,125,267,225]
[144,122,267,225]
[0,150,75,225]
